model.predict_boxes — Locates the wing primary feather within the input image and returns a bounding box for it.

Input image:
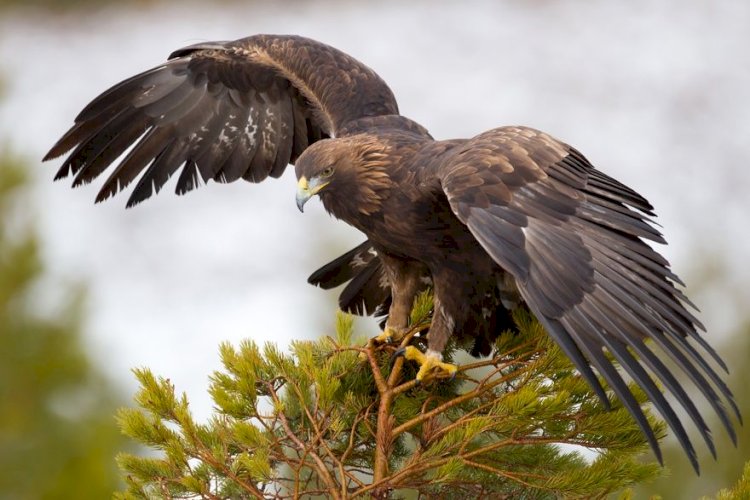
[565,149,656,215]
[72,113,151,188]
[74,65,169,122]
[96,126,173,203]
[660,327,741,422]
[587,172,653,210]
[576,218,671,267]
[627,337,718,457]
[533,316,610,406]
[586,240,699,334]
[46,106,123,163]
[595,231,683,286]
[579,189,661,227]
[647,328,742,434]
[577,203,665,243]
[561,309,664,466]
[175,160,203,195]
[584,184,655,215]
[580,293,704,465]
[60,106,140,183]
[593,273,727,453]
[586,236,721,368]
[583,227,699,316]
[126,137,182,207]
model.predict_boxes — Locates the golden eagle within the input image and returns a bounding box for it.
[45,34,738,472]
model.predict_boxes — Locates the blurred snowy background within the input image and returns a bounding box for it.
[1,0,749,495]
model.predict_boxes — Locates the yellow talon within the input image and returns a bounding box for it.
[359,327,403,363]
[372,326,402,345]
[399,346,458,382]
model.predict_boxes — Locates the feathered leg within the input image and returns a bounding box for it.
[395,273,458,381]
[372,254,425,344]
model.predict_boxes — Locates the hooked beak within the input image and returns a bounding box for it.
[296,176,329,212]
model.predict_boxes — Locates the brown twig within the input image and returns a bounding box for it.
[265,381,342,500]
[369,320,428,497]
[391,356,539,438]
[167,407,266,500]
[462,459,543,489]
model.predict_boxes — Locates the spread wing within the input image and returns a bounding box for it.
[438,126,739,471]
[44,34,399,207]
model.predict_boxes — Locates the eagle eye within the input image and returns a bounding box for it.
[320,166,335,178]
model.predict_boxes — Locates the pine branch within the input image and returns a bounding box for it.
[114,297,664,499]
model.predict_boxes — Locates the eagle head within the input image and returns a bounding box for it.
[294,139,341,213]
[294,137,393,217]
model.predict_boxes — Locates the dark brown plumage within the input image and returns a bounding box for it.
[45,34,738,473]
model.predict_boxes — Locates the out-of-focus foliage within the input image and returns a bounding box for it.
[712,461,750,500]
[636,261,750,499]
[115,300,664,498]
[0,150,128,498]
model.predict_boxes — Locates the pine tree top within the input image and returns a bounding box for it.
[114,292,667,499]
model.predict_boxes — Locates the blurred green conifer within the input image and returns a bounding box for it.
[0,150,128,499]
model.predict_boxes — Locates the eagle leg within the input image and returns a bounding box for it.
[395,346,457,383]
[374,254,427,345]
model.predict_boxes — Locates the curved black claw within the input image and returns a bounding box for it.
[390,346,407,367]
[392,347,407,361]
